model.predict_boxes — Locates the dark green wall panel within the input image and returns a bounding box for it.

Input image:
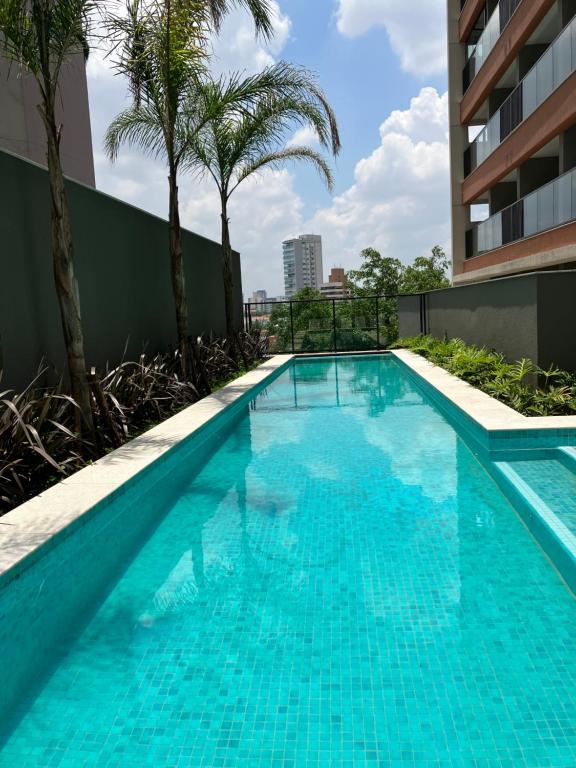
[0,149,243,388]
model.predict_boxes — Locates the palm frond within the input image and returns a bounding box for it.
[206,0,273,38]
[0,0,95,92]
[104,105,166,161]
[182,62,339,199]
[236,146,334,191]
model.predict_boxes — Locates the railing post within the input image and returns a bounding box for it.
[375,296,380,350]
[289,301,295,354]
[419,293,428,335]
[419,294,424,335]
[332,299,337,353]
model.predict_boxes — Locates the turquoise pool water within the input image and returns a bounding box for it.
[1,356,576,767]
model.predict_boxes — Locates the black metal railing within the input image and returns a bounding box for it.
[244,294,427,355]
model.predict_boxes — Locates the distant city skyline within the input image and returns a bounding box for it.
[247,255,352,303]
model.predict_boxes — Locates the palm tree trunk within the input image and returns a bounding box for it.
[168,167,191,379]
[220,197,235,339]
[44,111,94,436]
[221,197,248,369]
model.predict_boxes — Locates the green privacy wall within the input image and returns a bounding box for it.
[0,148,243,389]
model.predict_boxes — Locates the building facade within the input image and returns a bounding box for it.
[282,235,324,297]
[249,290,279,315]
[448,0,576,284]
[0,54,95,186]
[319,267,351,299]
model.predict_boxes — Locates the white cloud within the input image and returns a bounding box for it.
[286,125,321,149]
[305,87,450,276]
[183,169,304,297]
[335,0,447,76]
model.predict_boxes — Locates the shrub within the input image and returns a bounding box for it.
[0,332,268,515]
[392,335,576,417]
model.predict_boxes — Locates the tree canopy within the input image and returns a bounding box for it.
[347,246,450,296]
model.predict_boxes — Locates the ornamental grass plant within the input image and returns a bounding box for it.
[0,332,268,515]
[393,335,576,417]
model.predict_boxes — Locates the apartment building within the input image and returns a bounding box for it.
[282,235,324,297]
[319,267,351,299]
[0,54,95,186]
[449,0,576,284]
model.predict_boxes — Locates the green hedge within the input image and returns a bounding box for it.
[392,335,576,417]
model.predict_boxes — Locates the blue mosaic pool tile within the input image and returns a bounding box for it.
[505,457,576,537]
[1,357,576,767]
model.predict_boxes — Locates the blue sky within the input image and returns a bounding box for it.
[280,0,447,200]
[87,0,450,297]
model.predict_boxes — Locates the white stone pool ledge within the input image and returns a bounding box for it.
[0,355,294,582]
[392,349,576,432]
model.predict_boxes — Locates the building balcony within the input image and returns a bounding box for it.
[466,15,576,173]
[460,0,556,125]
[464,14,576,178]
[463,0,522,92]
[468,166,576,256]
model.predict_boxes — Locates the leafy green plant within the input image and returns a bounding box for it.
[347,246,450,298]
[393,335,576,417]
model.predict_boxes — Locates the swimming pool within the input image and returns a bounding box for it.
[1,355,575,767]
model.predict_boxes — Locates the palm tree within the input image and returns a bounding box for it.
[104,0,274,378]
[0,0,96,433]
[184,69,340,341]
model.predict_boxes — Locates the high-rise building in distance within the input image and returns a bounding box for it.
[448,0,576,284]
[282,235,324,297]
[320,267,351,299]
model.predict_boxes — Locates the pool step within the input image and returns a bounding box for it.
[558,445,576,472]
[492,458,576,594]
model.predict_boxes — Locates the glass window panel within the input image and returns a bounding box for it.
[537,183,555,232]
[476,8,500,71]
[524,193,538,237]
[553,25,572,86]
[572,170,576,220]
[477,128,488,166]
[522,70,538,117]
[493,212,502,249]
[471,18,576,168]
[556,174,572,225]
[488,119,498,156]
[536,49,554,104]
[478,222,487,253]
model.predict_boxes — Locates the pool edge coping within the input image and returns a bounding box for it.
[0,354,294,585]
[391,349,576,433]
[392,350,576,591]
